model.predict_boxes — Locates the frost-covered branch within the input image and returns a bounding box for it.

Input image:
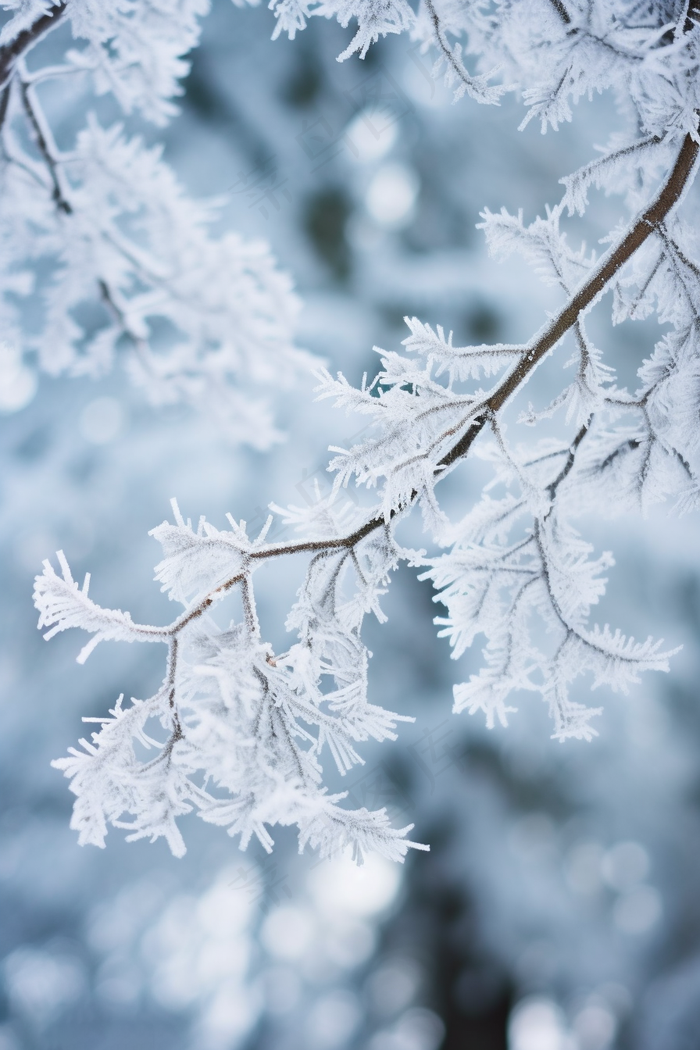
[0,0,312,443]
[37,0,700,863]
[0,2,67,91]
[421,0,506,105]
[37,501,428,860]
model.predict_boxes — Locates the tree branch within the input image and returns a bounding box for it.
[48,32,700,677]
[0,2,67,91]
[19,75,72,213]
[546,422,589,501]
[98,279,159,377]
[443,127,700,463]
[422,0,502,102]
[233,123,700,565]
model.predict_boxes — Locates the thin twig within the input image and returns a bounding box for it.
[423,0,500,100]
[546,423,589,501]
[98,279,158,377]
[165,637,183,747]
[19,76,72,213]
[241,574,261,638]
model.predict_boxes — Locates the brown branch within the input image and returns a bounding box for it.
[171,571,245,632]
[445,131,699,460]
[0,2,67,90]
[88,112,700,649]
[239,124,700,565]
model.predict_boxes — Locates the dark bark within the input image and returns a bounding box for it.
[0,2,67,91]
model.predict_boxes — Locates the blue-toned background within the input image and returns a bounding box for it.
[2,4,700,1048]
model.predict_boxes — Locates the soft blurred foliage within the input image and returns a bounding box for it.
[2,3,700,1048]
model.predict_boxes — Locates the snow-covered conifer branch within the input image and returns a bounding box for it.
[38,1,700,862]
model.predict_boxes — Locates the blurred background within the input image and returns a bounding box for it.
[2,3,700,1048]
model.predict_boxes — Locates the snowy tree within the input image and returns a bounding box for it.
[28,0,700,865]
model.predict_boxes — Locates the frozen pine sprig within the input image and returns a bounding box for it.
[478,205,597,292]
[51,690,194,857]
[402,316,523,383]
[42,506,428,861]
[424,444,677,742]
[38,0,700,861]
[150,499,262,607]
[34,551,169,663]
[316,340,499,531]
[270,487,366,542]
[560,133,675,218]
